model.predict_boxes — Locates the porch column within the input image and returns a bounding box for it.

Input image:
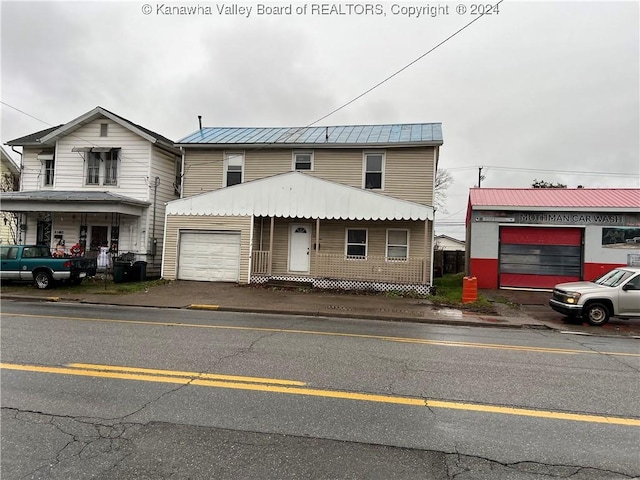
[315,218,320,273]
[423,219,429,284]
[268,216,275,275]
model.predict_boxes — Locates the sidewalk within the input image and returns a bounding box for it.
[2,280,638,336]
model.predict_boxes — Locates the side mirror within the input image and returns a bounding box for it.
[622,283,637,291]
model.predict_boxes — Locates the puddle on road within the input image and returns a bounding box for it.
[433,308,464,319]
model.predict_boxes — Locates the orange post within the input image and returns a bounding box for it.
[462,276,478,304]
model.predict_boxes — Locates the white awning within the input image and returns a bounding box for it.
[166,172,434,221]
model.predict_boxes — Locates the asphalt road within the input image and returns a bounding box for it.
[1,300,639,479]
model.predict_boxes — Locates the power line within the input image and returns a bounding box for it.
[278,0,505,140]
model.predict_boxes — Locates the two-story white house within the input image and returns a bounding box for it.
[163,123,443,293]
[2,107,181,276]
[1,146,21,244]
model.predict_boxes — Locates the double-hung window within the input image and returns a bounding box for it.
[103,151,118,185]
[225,152,244,186]
[38,151,55,187]
[85,148,119,186]
[86,154,100,185]
[293,151,313,171]
[363,152,384,189]
[346,229,367,259]
[386,229,409,261]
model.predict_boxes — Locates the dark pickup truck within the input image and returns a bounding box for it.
[0,245,97,289]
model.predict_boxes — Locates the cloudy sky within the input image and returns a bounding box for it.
[2,0,638,239]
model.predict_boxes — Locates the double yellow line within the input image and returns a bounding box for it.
[2,362,639,427]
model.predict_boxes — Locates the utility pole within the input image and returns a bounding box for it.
[478,166,485,188]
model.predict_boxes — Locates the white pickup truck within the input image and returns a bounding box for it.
[549,266,640,326]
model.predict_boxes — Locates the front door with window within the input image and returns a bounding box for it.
[288,224,310,273]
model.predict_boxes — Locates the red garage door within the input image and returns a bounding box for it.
[499,227,582,289]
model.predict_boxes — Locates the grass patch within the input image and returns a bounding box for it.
[1,276,170,295]
[430,273,495,313]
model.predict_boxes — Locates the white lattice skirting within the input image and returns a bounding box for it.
[251,275,435,295]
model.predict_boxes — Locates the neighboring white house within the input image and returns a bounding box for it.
[2,107,181,276]
[434,234,465,252]
[434,234,465,275]
[1,146,20,244]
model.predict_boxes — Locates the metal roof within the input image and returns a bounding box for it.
[177,123,443,147]
[166,172,434,221]
[468,188,640,210]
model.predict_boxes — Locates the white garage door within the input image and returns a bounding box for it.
[178,232,241,282]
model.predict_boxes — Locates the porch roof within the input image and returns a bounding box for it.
[166,172,434,221]
[0,191,150,216]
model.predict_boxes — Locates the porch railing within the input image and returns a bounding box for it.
[252,250,270,274]
[316,254,425,284]
[251,251,425,284]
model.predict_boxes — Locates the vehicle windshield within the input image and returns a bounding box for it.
[592,268,634,287]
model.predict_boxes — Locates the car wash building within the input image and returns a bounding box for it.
[466,188,640,289]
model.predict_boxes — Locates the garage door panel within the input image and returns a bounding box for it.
[178,232,240,282]
[499,227,582,288]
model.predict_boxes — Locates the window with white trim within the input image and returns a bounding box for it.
[386,229,409,260]
[38,151,55,187]
[346,228,367,258]
[225,152,244,186]
[293,151,313,171]
[85,149,119,186]
[363,152,384,189]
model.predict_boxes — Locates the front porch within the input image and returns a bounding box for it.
[249,216,434,294]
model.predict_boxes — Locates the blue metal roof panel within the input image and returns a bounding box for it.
[177,123,443,145]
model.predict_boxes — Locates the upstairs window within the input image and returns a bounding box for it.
[103,151,118,185]
[386,229,409,260]
[86,155,100,185]
[293,151,313,171]
[225,152,244,187]
[85,148,119,186]
[38,151,55,187]
[346,228,367,259]
[100,123,109,137]
[363,152,384,189]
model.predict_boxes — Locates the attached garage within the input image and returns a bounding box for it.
[177,231,240,282]
[499,226,582,289]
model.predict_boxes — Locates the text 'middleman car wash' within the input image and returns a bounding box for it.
[465,188,640,289]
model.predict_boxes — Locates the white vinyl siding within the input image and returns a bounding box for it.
[54,120,152,199]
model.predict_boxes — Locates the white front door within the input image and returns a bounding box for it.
[288,224,311,273]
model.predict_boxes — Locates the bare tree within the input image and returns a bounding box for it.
[434,169,453,213]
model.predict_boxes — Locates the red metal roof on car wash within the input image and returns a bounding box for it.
[468,188,640,210]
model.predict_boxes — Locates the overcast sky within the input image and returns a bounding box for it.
[1,0,638,239]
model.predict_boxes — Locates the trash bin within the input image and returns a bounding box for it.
[113,261,132,283]
[132,261,147,282]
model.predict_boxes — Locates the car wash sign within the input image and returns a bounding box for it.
[517,212,625,225]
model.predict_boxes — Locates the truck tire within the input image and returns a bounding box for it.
[584,302,610,326]
[34,271,53,290]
